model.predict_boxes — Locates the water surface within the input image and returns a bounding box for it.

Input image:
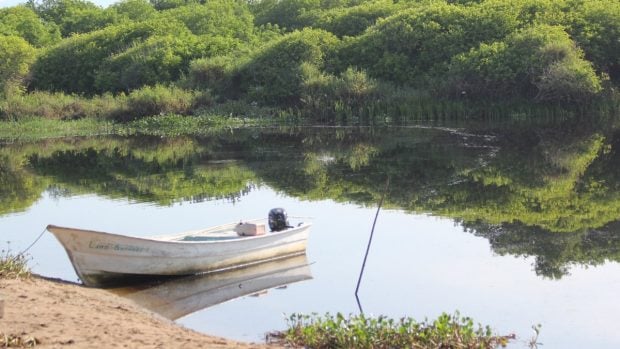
[2,123,620,348]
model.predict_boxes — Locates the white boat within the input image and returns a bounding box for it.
[109,254,313,320]
[47,216,311,287]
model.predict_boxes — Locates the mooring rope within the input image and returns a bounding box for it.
[20,227,48,255]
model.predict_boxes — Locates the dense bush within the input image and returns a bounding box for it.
[160,1,255,40]
[0,36,37,96]
[565,0,620,82]
[299,0,398,38]
[30,0,119,36]
[0,85,213,121]
[232,28,340,105]
[251,0,322,30]
[94,34,207,92]
[186,55,238,96]
[299,65,382,121]
[118,84,212,121]
[30,19,191,93]
[0,90,118,120]
[445,25,602,102]
[0,6,61,47]
[251,0,364,30]
[109,0,156,21]
[339,2,520,85]
[149,0,198,11]
[2,0,620,116]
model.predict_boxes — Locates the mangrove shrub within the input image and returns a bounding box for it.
[0,6,61,47]
[232,28,340,105]
[0,36,37,96]
[30,18,192,93]
[339,2,519,85]
[446,25,602,102]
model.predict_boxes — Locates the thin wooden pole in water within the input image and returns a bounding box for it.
[355,176,390,314]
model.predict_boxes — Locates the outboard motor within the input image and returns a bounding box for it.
[268,208,290,232]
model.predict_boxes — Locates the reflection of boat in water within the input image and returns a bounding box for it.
[46,211,311,287]
[108,254,313,320]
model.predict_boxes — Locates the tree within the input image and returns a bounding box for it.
[29,0,118,36]
[0,35,37,96]
[160,1,255,40]
[0,6,60,47]
[110,0,156,22]
[446,25,602,102]
[30,18,191,93]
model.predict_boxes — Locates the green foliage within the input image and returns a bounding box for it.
[0,85,215,122]
[118,84,212,121]
[3,0,620,112]
[29,0,119,36]
[233,28,340,105]
[94,34,207,92]
[0,6,61,47]
[446,25,602,102]
[251,0,322,30]
[565,0,620,82]
[300,65,383,122]
[30,19,191,94]
[110,0,156,22]
[187,55,238,94]
[149,0,198,11]
[160,1,255,40]
[339,2,520,85]
[0,247,31,279]
[122,113,258,136]
[0,90,119,120]
[300,0,398,38]
[271,312,509,348]
[535,50,603,103]
[0,36,37,96]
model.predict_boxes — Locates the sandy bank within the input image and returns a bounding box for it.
[0,275,279,348]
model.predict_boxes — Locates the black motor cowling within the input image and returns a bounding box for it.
[268,208,289,232]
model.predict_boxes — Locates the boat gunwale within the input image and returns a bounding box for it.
[46,220,312,246]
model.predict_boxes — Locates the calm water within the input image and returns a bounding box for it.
[1,123,620,348]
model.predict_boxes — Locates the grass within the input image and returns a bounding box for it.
[268,312,513,349]
[0,334,39,348]
[0,246,31,279]
[0,117,115,141]
[0,114,268,141]
[120,113,269,137]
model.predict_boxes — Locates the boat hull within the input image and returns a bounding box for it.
[47,221,311,287]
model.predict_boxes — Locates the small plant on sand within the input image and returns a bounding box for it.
[0,244,31,279]
[268,312,513,349]
[0,333,39,347]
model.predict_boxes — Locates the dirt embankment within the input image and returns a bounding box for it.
[0,276,279,349]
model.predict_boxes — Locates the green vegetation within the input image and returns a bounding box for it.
[269,312,511,348]
[0,117,113,140]
[0,247,31,279]
[0,0,619,123]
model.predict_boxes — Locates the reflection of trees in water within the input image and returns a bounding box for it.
[463,220,620,279]
[0,154,49,215]
[0,136,257,209]
[1,124,620,278]
[246,124,620,279]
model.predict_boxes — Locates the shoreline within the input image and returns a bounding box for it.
[0,275,278,348]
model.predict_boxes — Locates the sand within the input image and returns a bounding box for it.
[0,275,280,348]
